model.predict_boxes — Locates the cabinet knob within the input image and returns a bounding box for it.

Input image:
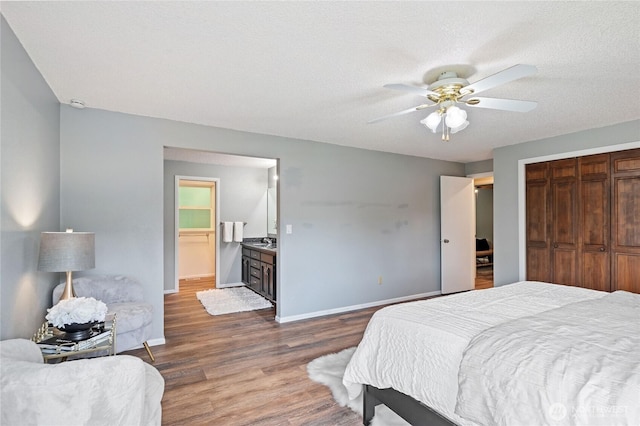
[599,247,606,252]
[553,243,558,248]
[443,239,450,244]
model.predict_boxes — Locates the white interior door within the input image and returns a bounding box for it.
[441,176,475,294]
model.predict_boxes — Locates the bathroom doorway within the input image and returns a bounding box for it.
[164,147,278,300]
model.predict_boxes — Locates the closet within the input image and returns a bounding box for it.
[526,148,640,293]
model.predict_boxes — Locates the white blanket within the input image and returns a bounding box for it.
[456,291,640,426]
[343,281,606,425]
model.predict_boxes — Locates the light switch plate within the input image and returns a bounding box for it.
[286,224,292,234]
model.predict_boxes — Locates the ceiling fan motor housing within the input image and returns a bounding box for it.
[427,71,472,104]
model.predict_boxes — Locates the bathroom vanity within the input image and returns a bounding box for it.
[241,242,276,303]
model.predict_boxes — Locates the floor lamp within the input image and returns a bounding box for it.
[38,229,95,302]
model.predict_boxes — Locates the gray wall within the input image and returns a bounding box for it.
[465,159,493,176]
[0,17,61,339]
[493,120,640,286]
[164,160,269,289]
[59,106,464,339]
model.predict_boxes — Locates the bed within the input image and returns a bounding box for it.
[343,281,640,425]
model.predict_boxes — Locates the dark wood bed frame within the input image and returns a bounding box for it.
[363,385,457,426]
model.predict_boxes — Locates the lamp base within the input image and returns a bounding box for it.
[58,271,76,301]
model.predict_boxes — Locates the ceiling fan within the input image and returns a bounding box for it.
[369,64,538,141]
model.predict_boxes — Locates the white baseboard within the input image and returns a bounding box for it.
[216,282,244,289]
[127,337,166,351]
[164,289,178,294]
[179,273,215,280]
[275,290,442,323]
[147,337,165,347]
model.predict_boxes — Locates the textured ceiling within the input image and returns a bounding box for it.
[2,1,639,163]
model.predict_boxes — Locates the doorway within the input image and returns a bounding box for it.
[473,175,494,289]
[175,176,220,292]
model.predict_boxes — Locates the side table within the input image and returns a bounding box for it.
[31,313,117,363]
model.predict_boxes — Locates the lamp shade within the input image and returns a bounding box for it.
[38,232,95,272]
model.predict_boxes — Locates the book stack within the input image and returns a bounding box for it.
[37,330,111,354]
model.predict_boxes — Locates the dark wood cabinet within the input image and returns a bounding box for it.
[526,148,640,293]
[241,246,277,302]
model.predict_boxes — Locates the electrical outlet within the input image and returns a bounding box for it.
[378,276,383,285]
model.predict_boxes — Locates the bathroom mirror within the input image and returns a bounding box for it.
[267,166,277,237]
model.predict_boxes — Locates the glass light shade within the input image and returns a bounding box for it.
[420,111,442,132]
[445,106,467,129]
[451,120,469,134]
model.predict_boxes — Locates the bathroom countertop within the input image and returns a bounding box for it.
[241,241,277,254]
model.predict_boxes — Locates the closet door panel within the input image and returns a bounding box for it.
[550,159,578,286]
[611,148,640,293]
[552,250,577,285]
[527,247,551,282]
[614,254,640,293]
[526,163,551,282]
[613,176,640,247]
[579,154,610,291]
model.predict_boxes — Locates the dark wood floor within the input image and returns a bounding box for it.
[122,272,493,425]
[475,266,494,289]
[123,280,372,425]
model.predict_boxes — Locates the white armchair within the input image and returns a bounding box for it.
[53,275,155,361]
[0,338,164,425]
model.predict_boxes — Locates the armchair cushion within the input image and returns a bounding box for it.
[0,339,164,426]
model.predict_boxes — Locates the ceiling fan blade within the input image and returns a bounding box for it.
[368,104,434,124]
[383,83,438,97]
[463,64,537,95]
[465,97,537,112]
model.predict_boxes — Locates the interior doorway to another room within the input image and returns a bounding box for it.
[176,177,219,292]
[474,175,494,289]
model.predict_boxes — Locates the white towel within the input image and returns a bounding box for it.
[222,222,233,243]
[233,221,244,242]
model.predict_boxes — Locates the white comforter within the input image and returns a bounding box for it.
[343,281,607,425]
[456,290,640,426]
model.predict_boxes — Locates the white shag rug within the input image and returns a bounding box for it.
[196,286,272,315]
[307,347,410,426]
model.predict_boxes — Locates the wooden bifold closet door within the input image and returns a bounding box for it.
[526,148,640,293]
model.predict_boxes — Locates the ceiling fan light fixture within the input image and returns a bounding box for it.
[420,111,442,132]
[450,120,469,134]
[444,106,467,129]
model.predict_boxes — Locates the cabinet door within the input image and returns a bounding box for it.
[262,263,275,302]
[579,154,610,291]
[241,256,250,285]
[550,158,578,286]
[610,148,640,293]
[526,163,551,282]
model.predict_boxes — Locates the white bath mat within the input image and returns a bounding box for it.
[196,286,272,315]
